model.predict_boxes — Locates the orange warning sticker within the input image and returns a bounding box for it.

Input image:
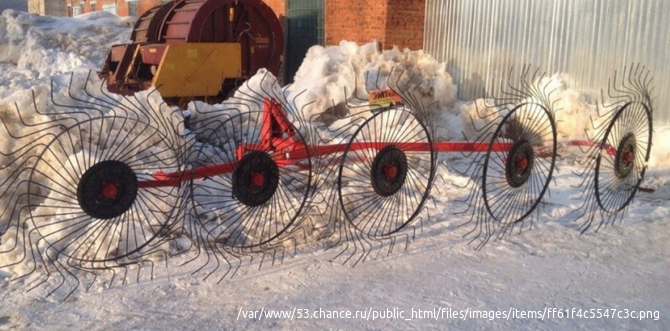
[369,89,403,107]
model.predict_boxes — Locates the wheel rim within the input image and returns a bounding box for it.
[504,139,535,188]
[370,145,409,197]
[232,151,280,207]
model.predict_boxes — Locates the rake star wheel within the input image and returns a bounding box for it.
[573,65,655,232]
[189,110,313,249]
[594,101,652,214]
[337,107,435,238]
[27,115,185,264]
[481,102,557,225]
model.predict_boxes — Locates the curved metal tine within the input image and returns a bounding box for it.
[0,87,87,256]
[47,72,107,116]
[131,88,183,137]
[77,72,133,114]
[57,71,150,122]
[4,92,74,142]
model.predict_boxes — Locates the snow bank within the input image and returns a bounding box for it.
[258,41,599,144]
[0,10,133,100]
[0,10,133,70]
[649,127,670,168]
[288,41,458,121]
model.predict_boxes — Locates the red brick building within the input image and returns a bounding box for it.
[59,0,425,50]
[64,0,172,17]
[53,0,426,81]
[325,0,425,51]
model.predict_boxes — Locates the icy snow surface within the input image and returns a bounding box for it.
[0,10,669,330]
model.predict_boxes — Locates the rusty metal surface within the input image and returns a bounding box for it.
[131,3,174,43]
[101,0,284,105]
[139,44,169,65]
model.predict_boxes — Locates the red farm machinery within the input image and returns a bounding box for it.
[100,0,283,106]
[0,0,655,298]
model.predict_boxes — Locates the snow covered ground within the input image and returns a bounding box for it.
[1,10,669,330]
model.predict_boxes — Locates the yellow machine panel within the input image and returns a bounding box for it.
[153,43,242,98]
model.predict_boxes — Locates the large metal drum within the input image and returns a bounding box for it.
[101,0,284,105]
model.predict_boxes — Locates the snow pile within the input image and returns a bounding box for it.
[288,41,458,121]
[253,40,599,143]
[0,10,133,69]
[0,9,134,100]
[649,127,670,168]
[0,1,27,12]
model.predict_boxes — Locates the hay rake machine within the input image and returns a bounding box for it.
[0,64,653,298]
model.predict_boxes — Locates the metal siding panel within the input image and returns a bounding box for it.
[424,0,670,124]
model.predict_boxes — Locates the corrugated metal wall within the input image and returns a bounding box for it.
[424,0,670,124]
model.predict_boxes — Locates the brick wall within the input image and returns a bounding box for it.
[385,0,425,50]
[67,0,284,20]
[262,0,285,18]
[67,0,167,17]
[325,0,425,50]
[325,0,386,47]
[139,0,163,15]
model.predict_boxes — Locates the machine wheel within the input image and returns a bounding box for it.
[189,111,312,249]
[27,116,184,264]
[595,101,652,213]
[481,103,557,225]
[337,107,435,238]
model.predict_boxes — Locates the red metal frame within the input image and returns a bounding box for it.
[137,98,612,189]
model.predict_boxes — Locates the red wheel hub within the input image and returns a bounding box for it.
[102,182,119,200]
[251,172,265,187]
[384,164,398,180]
[623,151,634,163]
[515,157,529,170]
